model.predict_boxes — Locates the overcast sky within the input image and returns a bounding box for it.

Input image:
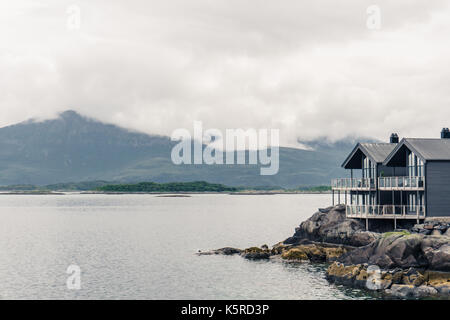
[1,0,450,147]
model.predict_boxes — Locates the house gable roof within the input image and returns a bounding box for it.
[383,138,450,165]
[341,143,396,168]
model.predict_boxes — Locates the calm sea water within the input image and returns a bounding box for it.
[0,193,374,299]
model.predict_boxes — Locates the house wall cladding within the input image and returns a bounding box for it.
[426,161,450,217]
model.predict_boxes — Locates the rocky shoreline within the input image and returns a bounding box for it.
[199,205,450,299]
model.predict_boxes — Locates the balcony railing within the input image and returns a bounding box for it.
[331,178,376,190]
[346,205,425,219]
[378,176,425,190]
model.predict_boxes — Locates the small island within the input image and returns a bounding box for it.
[93,181,331,194]
[94,181,238,193]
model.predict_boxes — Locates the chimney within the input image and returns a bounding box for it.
[390,133,399,143]
[441,128,450,139]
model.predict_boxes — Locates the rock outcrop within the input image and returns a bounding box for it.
[276,206,449,298]
[336,233,450,272]
[241,247,271,260]
[201,204,450,299]
[327,262,450,298]
[386,284,438,298]
[411,219,450,236]
[283,205,380,247]
[196,247,242,256]
[279,243,348,263]
[199,242,349,262]
[421,236,450,271]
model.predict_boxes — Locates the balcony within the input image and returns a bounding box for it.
[346,205,425,219]
[378,176,425,190]
[331,178,376,191]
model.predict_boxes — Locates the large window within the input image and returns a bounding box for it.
[408,193,416,210]
[408,193,424,210]
[364,193,376,205]
[407,151,424,177]
[362,156,375,178]
[351,193,374,206]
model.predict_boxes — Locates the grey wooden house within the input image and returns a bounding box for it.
[332,129,450,226]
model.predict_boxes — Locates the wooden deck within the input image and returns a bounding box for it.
[331,177,425,191]
[345,205,425,220]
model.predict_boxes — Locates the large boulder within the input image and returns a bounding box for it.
[241,247,271,260]
[351,231,380,247]
[431,229,442,236]
[338,233,428,269]
[425,270,450,286]
[411,219,450,236]
[327,261,450,296]
[326,262,365,287]
[284,205,378,247]
[421,237,450,271]
[281,248,309,261]
[280,244,348,262]
[338,233,450,271]
[386,284,438,298]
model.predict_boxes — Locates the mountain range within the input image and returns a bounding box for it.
[0,110,360,188]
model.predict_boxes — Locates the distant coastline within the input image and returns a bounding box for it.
[0,191,330,195]
[82,190,331,195]
[0,191,64,195]
[0,180,331,194]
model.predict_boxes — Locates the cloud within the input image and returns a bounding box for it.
[1,0,450,146]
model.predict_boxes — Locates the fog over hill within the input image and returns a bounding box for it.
[0,110,362,187]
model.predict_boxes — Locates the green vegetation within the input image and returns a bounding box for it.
[0,181,333,193]
[0,184,39,191]
[240,185,284,191]
[95,181,238,193]
[0,181,113,191]
[383,230,411,238]
[45,181,112,191]
[244,247,265,253]
[294,185,331,192]
[0,180,331,193]
[281,248,309,260]
[234,185,331,192]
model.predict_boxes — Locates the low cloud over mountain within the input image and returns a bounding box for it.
[0,111,354,187]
